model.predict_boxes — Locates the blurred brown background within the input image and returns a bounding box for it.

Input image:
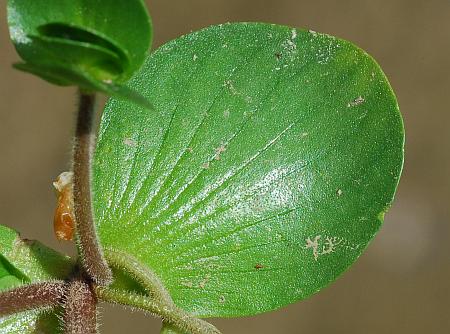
[1,0,449,333]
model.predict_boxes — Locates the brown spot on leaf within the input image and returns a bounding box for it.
[214,144,226,160]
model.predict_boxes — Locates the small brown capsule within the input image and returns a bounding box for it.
[53,172,74,241]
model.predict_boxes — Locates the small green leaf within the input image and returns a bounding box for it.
[7,0,152,104]
[27,34,125,81]
[93,23,404,317]
[0,225,74,333]
[0,311,61,334]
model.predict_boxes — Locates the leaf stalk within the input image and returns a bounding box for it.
[72,90,112,285]
[95,287,219,334]
[0,281,66,317]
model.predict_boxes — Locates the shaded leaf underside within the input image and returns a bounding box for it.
[7,0,152,105]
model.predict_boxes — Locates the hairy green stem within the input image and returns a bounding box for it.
[63,279,98,334]
[105,249,181,333]
[104,248,172,305]
[72,91,112,285]
[0,281,66,316]
[96,287,219,334]
[101,250,219,333]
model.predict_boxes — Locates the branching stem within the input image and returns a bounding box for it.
[105,249,179,333]
[104,248,172,305]
[0,281,65,317]
[96,287,219,334]
[104,249,219,333]
[63,279,98,334]
[72,90,112,285]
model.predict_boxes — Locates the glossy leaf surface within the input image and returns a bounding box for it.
[7,0,152,104]
[0,225,73,333]
[93,23,404,317]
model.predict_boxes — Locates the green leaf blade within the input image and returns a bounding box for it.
[0,225,74,333]
[93,23,404,317]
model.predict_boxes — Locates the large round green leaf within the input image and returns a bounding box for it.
[93,23,404,317]
[7,0,152,104]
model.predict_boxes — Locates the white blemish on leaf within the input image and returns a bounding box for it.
[182,263,194,270]
[337,189,343,196]
[347,96,365,107]
[305,235,345,261]
[286,39,296,50]
[214,143,226,160]
[193,54,198,61]
[180,280,193,288]
[281,29,298,59]
[224,80,238,95]
[124,138,137,147]
[223,109,230,118]
[358,110,368,120]
[291,28,298,40]
[224,80,252,103]
[315,39,340,65]
[321,236,343,255]
[344,242,361,251]
[202,162,210,169]
[305,236,321,260]
[199,274,211,289]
